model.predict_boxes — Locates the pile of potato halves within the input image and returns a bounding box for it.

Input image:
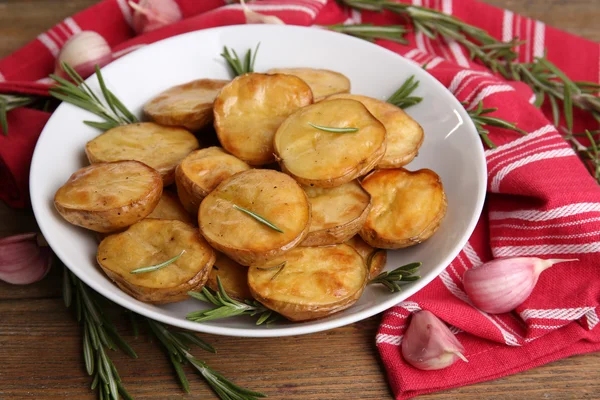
[54,67,447,322]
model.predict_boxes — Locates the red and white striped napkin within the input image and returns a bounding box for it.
[0,1,599,398]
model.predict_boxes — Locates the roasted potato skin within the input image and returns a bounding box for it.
[199,169,311,266]
[143,79,229,131]
[301,180,371,247]
[266,68,350,101]
[359,168,447,249]
[326,94,424,168]
[345,235,387,279]
[274,99,386,188]
[248,244,368,321]
[147,191,194,224]
[85,122,199,186]
[54,161,163,233]
[97,219,215,304]
[213,73,313,166]
[206,252,253,301]
[175,147,251,215]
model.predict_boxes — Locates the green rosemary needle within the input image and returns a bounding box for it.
[221,43,260,77]
[233,204,284,233]
[386,75,423,109]
[308,122,359,133]
[466,101,527,148]
[130,250,185,274]
[369,262,422,293]
[0,94,37,135]
[256,261,287,281]
[326,23,408,44]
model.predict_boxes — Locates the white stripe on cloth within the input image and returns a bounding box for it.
[424,57,444,70]
[493,231,600,242]
[64,17,82,34]
[467,84,515,109]
[488,142,567,176]
[520,307,596,321]
[492,216,600,230]
[448,70,490,93]
[495,243,600,257]
[399,301,422,312]
[490,147,575,192]
[442,0,452,14]
[586,309,599,329]
[0,71,5,82]
[380,324,406,330]
[37,33,60,57]
[415,30,427,53]
[116,0,133,26]
[412,0,423,5]
[490,202,600,222]
[502,9,514,42]
[403,49,424,60]
[463,242,483,266]
[525,18,532,63]
[447,39,469,67]
[376,334,403,345]
[463,79,502,103]
[485,124,556,160]
[529,323,567,330]
[224,4,317,18]
[533,21,545,58]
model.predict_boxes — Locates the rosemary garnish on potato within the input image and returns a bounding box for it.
[221,43,260,77]
[129,250,185,274]
[368,262,422,292]
[233,204,284,233]
[308,122,359,133]
[386,75,423,109]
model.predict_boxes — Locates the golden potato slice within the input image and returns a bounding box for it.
[143,79,229,131]
[301,180,371,246]
[274,99,386,188]
[207,252,252,301]
[266,68,350,101]
[54,161,162,233]
[213,73,313,165]
[360,169,447,249]
[345,235,387,279]
[248,244,367,321]
[326,94,424,168]
[175,147,251,215]
[97,219,215,304]
[199,169,310,266]
[148,191,194,224]
[85,122,199,186]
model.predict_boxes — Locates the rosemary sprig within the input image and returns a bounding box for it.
[467,101,527,148]
[63,265,137,400]
[130,250,185,274]
[233,204,284,233]
[221,43,260,77]
[308,122,359,133]
[49,63,138,130]
[326,23,408,44]
[386,75,423,109]
[369,262,422,292]
[187,277,280,325]
[0,94,37,135]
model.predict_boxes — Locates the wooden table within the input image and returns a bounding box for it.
[1,1,599,399]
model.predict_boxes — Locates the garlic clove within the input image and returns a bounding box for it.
[241,0,285,24]
[0,233,53,285]
[464,257,578,314]
[401,310,467,370]
[55,31,112,80]
[129,0,183,35]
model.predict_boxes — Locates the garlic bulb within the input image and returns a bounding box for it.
[0,233,52,285]
[401,310,467,370]
[464,257,578,314]
[129,0,183,35]
[55,31,112,80]
[241,0,284,24]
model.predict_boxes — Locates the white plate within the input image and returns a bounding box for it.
[30,25,486,337]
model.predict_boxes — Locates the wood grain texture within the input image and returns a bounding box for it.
[1,0,599,399]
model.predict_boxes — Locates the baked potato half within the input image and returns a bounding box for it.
[97,219,215,304]
[143,79,229,131]
[175,146,251,215]
[274,98,386,188]
[326,94,424,168]
[345,235,387,279]
[248,244,368,321]
[301,180,371,246]
[213,73,313,166]
[266,68,350,101]
[199,169,310,266]
[148,191,194,224]
[54,161,162,233]
[207,252,252,301]
[85,122,199,186]
[359,168,447,249]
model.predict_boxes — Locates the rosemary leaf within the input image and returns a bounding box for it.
[548,94,560,127]
[84,120,119,131]
[170,352,191,393]
[117,382,134,400]
[91,374,99,390]
[174,331,216,354]
[327,24,408,44]
[130,250,185,274]
[387,75,423,109]
[62,267,72,307]
[83,323,95,375]
[221,43,260,77]
[307,122,359,133]
[369,262,422,292]
[564,83,573,133]
[233,204,284,233]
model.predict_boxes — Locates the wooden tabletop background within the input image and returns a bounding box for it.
[1,1,599,399]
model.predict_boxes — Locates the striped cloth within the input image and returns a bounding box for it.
[0,1,599,398]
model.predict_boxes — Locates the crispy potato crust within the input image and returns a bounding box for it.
[345,235,387,279]
[98,219,215,304]
[359,168,447,249]
[206,252,253,301]
[248,244,367,321]
[85,122,199,186]
[175,147,251,215]
[199,169,311,266]
[301,180,371,246]
[326,94,424,168]
[213,73,313,165]
[54,161,162,233]
[143,79,229,131]
[147,191,194,224]
[274,99,386,188]
[266,68,350,101]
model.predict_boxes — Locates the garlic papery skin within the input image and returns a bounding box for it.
[241,0,285,24]
[463,257,578,314]
[401,310,467,371]
[55,31,112,80]
[129,0,183,35]
[0,233,52,285]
